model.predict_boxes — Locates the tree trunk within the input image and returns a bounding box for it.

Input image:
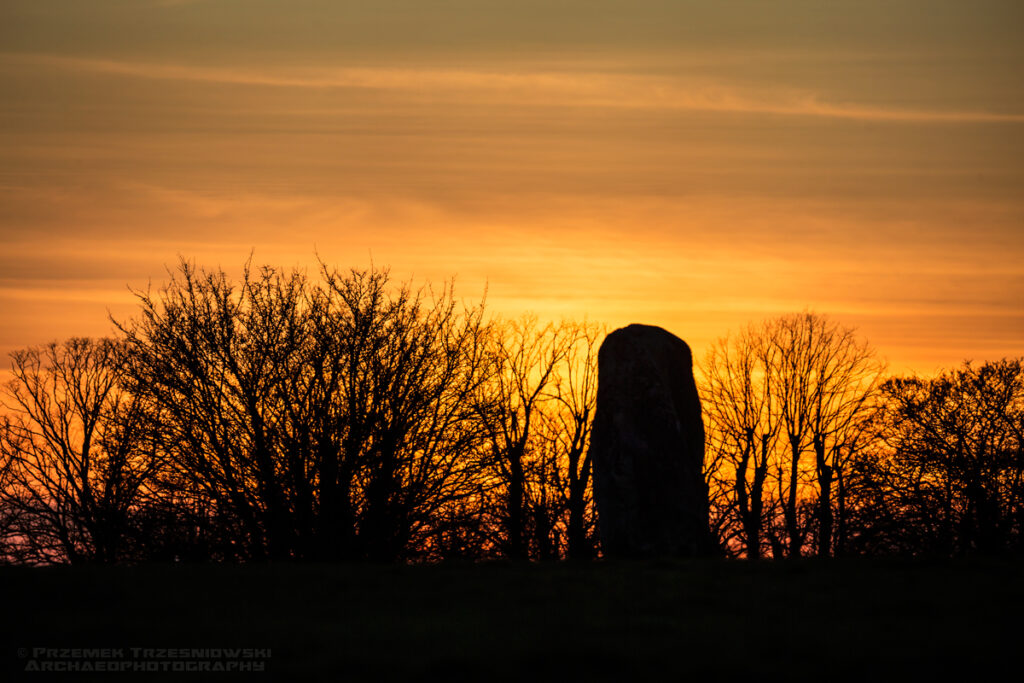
[835,465,847,557]
[734,439,753,559]
[785,435,802,558]
[748,435,771,561]
[506,443,527,560]
[566,449,592,560]
[814,435,833,558]
[317,442,356,561]
[361,447,401,561]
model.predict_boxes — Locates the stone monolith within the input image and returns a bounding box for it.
[589,324,712,557]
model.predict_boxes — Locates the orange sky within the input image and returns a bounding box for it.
[1,0,1022,379]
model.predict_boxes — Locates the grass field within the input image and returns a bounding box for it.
[2,558,1021,680]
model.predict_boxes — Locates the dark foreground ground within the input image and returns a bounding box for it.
[2,558,1021,681]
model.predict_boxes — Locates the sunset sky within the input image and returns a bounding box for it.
[1,0,1021,378]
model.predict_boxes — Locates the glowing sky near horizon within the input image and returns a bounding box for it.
[1,0,1022,377]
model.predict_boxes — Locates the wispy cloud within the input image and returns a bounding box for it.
[6,53,1022,124]
[151,0,211,6]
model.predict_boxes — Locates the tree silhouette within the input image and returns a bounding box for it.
[848,359,1024,556]
[117,262,309,559]
[469,318,603,560]
[541,321,602,560]
[315,265,490,561]
[702,324,782,559]
[117,260,491,561]
[2,254,1020,564]
[0,338,160,563]
[702,313,882,558]
[473,316,573,560]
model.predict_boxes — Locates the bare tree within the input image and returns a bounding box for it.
[0,433,17,562]
[701,313,882,558]
[118,261,310,559]
[471,318,604,561]
[0,338,159,563]
[315,265,491,561]
[849,359,1024,556]
[543,321,602,560]
[767,313,882,557]
[118,259,491,561]
[701,324,782,559]
[473,317,577,559]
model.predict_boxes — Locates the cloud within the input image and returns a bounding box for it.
[151,0,209,6]
[6,53,1022,124]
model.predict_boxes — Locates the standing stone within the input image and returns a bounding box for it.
[589,324,712,557]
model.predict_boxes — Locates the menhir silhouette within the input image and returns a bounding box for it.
[589,324,714,557]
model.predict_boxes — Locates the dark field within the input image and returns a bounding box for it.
[2,559,1021,680]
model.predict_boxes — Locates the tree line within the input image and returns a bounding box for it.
[0,260,1020,563]
[0,261,601,563]
[703,315,1024,559]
